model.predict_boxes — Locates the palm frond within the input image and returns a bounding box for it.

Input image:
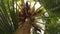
[0,0,19,34]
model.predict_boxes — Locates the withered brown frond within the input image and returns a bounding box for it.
[19,1,41,22]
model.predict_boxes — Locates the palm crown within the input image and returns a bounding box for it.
[0,0,60,34]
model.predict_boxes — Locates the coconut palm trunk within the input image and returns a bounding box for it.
[15,18,32,34]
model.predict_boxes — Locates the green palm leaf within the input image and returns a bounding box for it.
[0,0,19,34]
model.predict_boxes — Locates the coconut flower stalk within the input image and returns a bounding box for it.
[15,1,41,34]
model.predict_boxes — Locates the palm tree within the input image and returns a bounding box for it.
[0,0,43,34]
[0,0,60,34]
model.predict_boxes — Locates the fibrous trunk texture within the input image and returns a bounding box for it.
[15,20,32,34]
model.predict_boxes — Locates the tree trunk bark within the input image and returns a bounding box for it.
[15,21,31,34]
